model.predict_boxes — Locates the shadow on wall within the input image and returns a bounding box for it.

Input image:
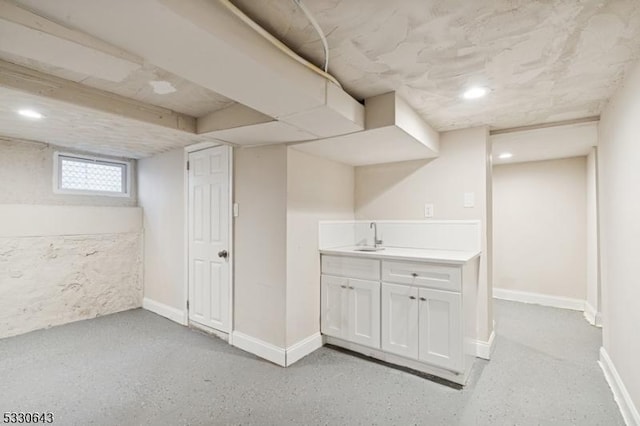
[355,158,434,209]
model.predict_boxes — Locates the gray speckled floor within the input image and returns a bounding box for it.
[0,300,622,426]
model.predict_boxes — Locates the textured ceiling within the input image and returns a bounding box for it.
[0,6,235,119]
[234,0,640,130]
[0,51,235,118]
[0,87,220,158]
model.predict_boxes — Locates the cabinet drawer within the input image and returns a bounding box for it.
[321,255,380,281]
[382,260,461,292]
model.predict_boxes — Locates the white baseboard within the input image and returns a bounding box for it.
[286,333,323,366]
[493,288,585,311]
[231,331,286,367]
[231,331,323,367]
[142,298,187,325]
[474,330,496,360]
[584,301,603,327]
[599,347,640,426]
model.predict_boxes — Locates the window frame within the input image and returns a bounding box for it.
[53,151,132,198]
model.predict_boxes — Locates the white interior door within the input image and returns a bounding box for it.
[188,145,230,333]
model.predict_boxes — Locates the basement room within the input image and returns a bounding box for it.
[0,0,639,425]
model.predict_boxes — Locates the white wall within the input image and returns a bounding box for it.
[0,139,142,339]
[598,59,640,421]
[286,148,354,346]
[234,145,288,348]
[492,157,587,300]
[137,144,354,352]
[0,138,136,206]
[585,148,601,325]
[354,126,493,342]
[138,148,186,312]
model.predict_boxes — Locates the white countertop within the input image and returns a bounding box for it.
[319,246,481,265]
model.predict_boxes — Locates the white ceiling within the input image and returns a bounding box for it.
[0,51,235,119]
[233,0,640,130]
[0,0,638,160]
[0,86,221,158]
[1,0,369,156]
[491,121,598,165]
[0,1,236,118]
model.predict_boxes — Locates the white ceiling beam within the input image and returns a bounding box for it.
[3,0,366,141]
[0,0,142,65]
[197,103,273,134]
[489,116,600,135]
[0,59,197,133]
[0,60,309,144]
[292,92,440,166]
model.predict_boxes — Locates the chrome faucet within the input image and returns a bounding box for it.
[370,222,383,248]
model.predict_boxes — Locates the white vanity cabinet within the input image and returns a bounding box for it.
[381,261,463,372]
[320,251,478,385]
[320,257,381,349]
[382,282,462,371]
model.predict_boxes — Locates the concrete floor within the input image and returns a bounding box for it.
[0,300,622,425]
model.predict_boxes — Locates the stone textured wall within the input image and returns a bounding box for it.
[0,232,143,339]
[0,137,142,339]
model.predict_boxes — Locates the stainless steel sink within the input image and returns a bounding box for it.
[353,246,385,252]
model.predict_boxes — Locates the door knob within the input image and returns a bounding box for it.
[218,250,228,259]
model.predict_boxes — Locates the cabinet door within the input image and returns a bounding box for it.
[321,275,348,339]
[347,279,380,349]
[381,283,419,359]
[418,288,463,372]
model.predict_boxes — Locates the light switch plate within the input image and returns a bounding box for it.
[424,203,434,218]
[464,192,475,208]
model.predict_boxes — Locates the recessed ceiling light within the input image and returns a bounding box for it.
[498,152,513,159]
[462,87,489,100]
[17,109,44,119]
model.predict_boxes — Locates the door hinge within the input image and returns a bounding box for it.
[186,300,189,310]
[186,161,190,171]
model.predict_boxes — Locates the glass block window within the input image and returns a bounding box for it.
[56,153,129,196]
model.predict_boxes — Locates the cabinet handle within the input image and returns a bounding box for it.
[419,297,426,301]
[411,273,419,278]
[340,285,347,289]
[409,296,416,300]
[349,286,355,290]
